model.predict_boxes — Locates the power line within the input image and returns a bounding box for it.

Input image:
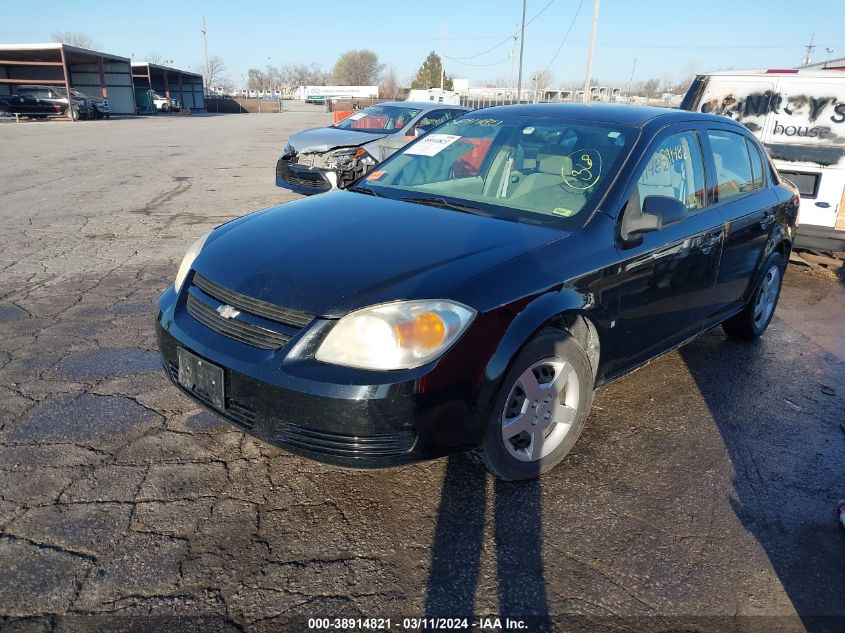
[530,39,807,50]
[539,0,584,76]
[446,56,512,67]
[448,0,556,61]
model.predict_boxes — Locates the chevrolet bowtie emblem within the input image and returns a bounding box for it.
[216,304,241,319]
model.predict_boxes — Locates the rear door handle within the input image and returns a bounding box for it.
[760,211,775,229]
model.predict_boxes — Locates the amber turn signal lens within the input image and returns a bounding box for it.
[395,311,446,350]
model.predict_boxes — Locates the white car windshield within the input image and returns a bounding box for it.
[361,112,635,228]
[333,105,422,134]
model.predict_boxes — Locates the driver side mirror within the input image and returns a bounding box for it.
[626,195,688,237]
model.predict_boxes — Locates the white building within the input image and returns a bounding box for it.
[293,85,378,101]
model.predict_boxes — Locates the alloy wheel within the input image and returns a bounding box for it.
[753,264,780,327]
[501,358,580,462]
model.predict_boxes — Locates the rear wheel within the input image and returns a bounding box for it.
[67,105,79,120]
[722,251,785,340]
[471,328,594,480]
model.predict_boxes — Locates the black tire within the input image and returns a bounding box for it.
[722,251,785,340]
[470,328,594,480]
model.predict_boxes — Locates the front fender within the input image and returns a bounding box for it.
[474,288,606,415]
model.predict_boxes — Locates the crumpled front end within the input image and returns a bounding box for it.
[276,142,377,193]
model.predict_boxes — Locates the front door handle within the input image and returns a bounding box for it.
[699,232,721,254]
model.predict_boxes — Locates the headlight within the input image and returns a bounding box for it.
[315,300,476,370]
[174,231,211,293]
[282,142,295,157]
[329,147,375,167]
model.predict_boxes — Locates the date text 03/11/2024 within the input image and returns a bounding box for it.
[306,617,529,630]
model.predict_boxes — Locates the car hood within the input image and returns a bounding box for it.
[193,191,569,317]
[287,126,387,154]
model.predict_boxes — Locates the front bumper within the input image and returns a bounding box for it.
[156,285,483,468]
[275,157,333,194]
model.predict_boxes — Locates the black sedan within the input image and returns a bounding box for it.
[156,104,798,480]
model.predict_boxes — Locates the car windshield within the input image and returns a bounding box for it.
[360,111,635,228]
[333,105,422,134]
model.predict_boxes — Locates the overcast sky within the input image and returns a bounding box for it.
[4,0,844,89]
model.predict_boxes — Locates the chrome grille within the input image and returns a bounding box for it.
[186,293,291,350]
[192,273,313,328]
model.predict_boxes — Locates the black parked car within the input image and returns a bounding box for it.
[157,104,798,480]
[15,85,92,120]
[53,87,110,119]
[0,93,65,119]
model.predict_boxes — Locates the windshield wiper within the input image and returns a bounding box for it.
[399,196,490,216]
[348,185,381,197]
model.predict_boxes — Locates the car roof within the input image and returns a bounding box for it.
[474,102,731,128]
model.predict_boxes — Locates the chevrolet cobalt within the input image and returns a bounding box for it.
[157,104,798,480]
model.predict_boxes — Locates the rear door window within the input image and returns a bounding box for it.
[707,130,755,201]
[416,109,457,132]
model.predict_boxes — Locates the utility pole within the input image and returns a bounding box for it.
[201,16,210,93]
[440,20,448,90]
[626,57,637,101]
[509,24,518,97]
[583,0,600,102]
[517,0,526,102]
[802,33,816,66]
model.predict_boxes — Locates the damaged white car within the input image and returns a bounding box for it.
[275,101,469,192]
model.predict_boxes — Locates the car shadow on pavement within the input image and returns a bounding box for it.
[424,454,552,629]
[679,328,845,632]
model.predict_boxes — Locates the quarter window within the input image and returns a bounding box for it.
[745,139,766,189]
[707,130,755,201]
[632,131,706,214]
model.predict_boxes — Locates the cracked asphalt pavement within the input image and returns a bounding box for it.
[0,111,844,633]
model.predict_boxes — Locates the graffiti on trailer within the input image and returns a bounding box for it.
[699,92,845,142]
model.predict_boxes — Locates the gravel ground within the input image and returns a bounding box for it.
[0,111,843,633]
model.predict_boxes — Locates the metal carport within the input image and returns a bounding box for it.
[131,62,205,113]
[0,43,135,115]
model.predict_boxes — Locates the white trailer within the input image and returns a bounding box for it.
[681,69,845,251]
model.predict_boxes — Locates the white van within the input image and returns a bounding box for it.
[681,69,845,251]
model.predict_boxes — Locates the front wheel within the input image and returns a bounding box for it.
[722,251,785,340]
[471,328,594,480]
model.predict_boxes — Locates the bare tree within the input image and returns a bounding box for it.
[247,68,266,92]
[146,52,165,65]
[51,31,99,49]
[379,67,401,99]
[532,69,555,96]
[259,63,327,96]
[215,76,235,94]
[199,55,228,92]
[642,78,661,98]
[332,50,383,85]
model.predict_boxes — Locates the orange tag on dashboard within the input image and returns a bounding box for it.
[367,170,386,180]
